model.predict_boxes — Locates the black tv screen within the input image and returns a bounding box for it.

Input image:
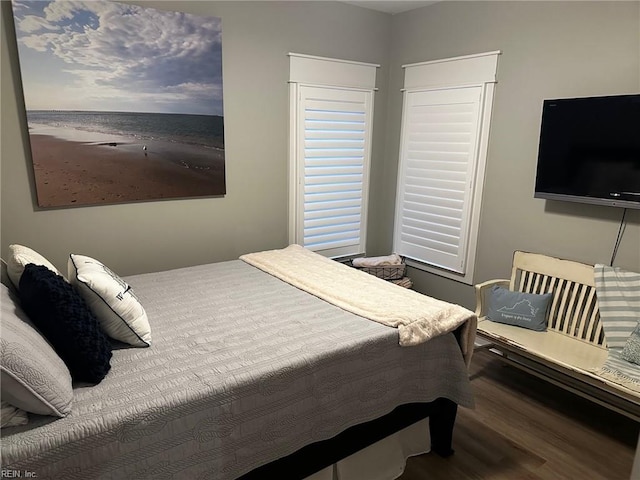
[534,94,640,209]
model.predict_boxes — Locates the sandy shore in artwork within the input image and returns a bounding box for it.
[29,134,225,207]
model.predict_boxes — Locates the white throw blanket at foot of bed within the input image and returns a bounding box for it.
[241,245,476,365]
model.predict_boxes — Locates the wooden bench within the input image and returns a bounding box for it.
[474,251,640,422]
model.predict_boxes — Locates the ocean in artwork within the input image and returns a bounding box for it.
[28,111,224,150]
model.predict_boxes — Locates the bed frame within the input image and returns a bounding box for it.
[240,398,457,479]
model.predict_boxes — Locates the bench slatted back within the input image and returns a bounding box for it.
[510,251,605,348]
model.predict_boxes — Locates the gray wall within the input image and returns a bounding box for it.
[0,1,390,275]
[2,1,639,310]
[383,1,640,308]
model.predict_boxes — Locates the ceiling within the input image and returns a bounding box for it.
[343,1,438,15]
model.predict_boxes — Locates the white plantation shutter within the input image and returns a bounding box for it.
[299,86,371,255]
[289,54,377,258]
[396,87,482,273]
[394,51,499,282]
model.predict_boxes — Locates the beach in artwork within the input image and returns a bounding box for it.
[27,111,225,207]
[11,0,225,207]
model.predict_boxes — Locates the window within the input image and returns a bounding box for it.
[289,53,378,259]
[393,51,500,284]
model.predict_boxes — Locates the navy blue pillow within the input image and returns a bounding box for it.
[19,264,112,384]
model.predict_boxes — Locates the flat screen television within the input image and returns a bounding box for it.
[534,94,640,209]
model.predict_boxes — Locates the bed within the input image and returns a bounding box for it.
[1,245,475,480]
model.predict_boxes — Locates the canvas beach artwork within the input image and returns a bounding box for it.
[11,0,225,207]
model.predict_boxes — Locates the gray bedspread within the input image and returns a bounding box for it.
[1,260,473,479]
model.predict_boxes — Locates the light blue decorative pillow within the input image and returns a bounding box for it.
[621,324,640,365]
[487,286,552,332]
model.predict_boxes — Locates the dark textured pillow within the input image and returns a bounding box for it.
[487,285,552,332]
[18,264,112,384]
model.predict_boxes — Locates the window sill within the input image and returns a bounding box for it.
[405,257,474,285]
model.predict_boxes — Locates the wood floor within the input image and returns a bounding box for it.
[399,349,639,480]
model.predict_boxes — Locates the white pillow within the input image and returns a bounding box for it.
[68,254,151,347]
[7,244,62,289]
[0,284,73,417]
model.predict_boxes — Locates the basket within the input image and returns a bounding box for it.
[349,258,406,280]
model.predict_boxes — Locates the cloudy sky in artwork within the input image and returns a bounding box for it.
[11,0,223,115]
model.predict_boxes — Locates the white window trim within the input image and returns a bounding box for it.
[394,51,500,284]
[288,53,379,259]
